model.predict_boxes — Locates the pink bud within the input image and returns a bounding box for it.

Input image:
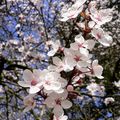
[67,85,74,91]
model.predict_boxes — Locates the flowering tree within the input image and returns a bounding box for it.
[0,0,120,120]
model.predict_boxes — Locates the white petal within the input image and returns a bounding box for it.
[44,97,55,108]
[92,59,98,66]
[51,82,61,91]
[80,48,89,56]
[61,100,72,109]
[48,65,57,71]
[59,115,68,120]
[91,28,104,39]
[65,57,76,70]
[53,105,64,117]
[75,34,84,44]
[58,89,68,99]
[55,88,64,93]
[74,0,87,7]
[18,81,31,87]
[85,40,96,50]
[93,65,104,79]
[64,48,72,56]
[54,115,68,120]
[99,34,112,46]
[77,61,89,68]
[70,43,79,50]
[59,78,68,88]
[88,21,95,28]
[47,50,56,56]
[53,57,62,66]
[23,69,34,81]
[29,86,40,94]
[33,69,41,80]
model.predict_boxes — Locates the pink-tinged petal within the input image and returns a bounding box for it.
[23,69,34,82]
[64,48,72,56]
[70,43,79,50]
[85,40,96,50]
[53,105,64,117]
[18,81,31,87]
[33,69,41,80]
[91,28,104,40]
[58,89,68,99]
[61,100,72,109]
[44,97,56,108]
[59,78,67,88]
[93,65,104,79]
[49,92,59,99]
[29,86,40,94]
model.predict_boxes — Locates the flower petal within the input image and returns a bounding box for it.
[75,34,84,44]
[59,89,68,99]
[29,86,40,94]
[61,100,72,109]
[44,97,55,108]
[93,65,104,79]
[70,43,78,50]
[23,69,34,82]
[18,81,31,87]
[53,105,64,117]
[53,57,62,66]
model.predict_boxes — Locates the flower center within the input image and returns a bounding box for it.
[55,99,61,105]
[45,80,51,85]
[74,55,80,62]
[78,43,83,48]
[31,80,37,86]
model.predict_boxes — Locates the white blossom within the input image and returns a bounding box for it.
[60,0,87,21]
[40,69,67,93]
[89,1,112,25]
[91,28,113,46]
[104,97,115,105]
[114,80,120,88]
[87,82,105,96]
[70,34,96,51]
[53,115,68,120]
[23,94,36,112]
[47,40,61,56]
[18,69,42,94]
[44,90,72,117]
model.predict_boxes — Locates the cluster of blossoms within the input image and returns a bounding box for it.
[18,0,114,119]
